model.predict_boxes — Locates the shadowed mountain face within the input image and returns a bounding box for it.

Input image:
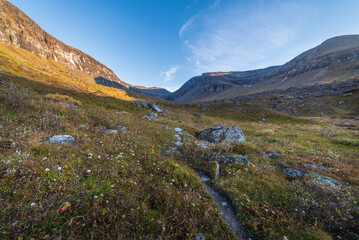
[95,77,170,98]
[0,0,169,97]
[167,35,359,103]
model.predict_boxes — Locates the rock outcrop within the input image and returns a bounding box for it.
[131,101,163,113]
[198,125,245,143]
[282,168,340,186]
[211,155,252,166]
[49,135,75,145]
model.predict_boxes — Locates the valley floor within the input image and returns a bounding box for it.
[0,75,358,239]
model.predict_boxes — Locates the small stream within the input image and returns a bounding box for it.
[196,170,249,240]
[162,129,249,239]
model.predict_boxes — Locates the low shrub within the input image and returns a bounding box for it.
[1,83,30,109]
[333,137,359,147]
[292,180,359,239]
[45,93,82,106]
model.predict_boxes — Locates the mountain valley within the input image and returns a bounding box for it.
[0,1,358,240]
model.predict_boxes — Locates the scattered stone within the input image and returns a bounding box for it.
[99,129,118,134]
[211,155,252,166]
[338,100,344,105]
[215,163,220,178]
[222,202,228,206]
[262,118,266,122]
[282,168,305,177]
[283,236,288,240]
[131,101,163,112]
[178,120,183,123]
[159,112,171,119]
[195,233,205,240]
[303,164,331,172]
[194,140,211,149]
[162,131,183,157]
[78,124,86,128]
[201,107,206,112]
[198,124,245,143]
[60,102,78,109]
[0,79,4,85]
[141,112,158,121]
[195,170,210,182]
[175,128,183,132]
[194,112,200,117]
[264,152,279,158]
[49,135,75,145]
[116,126,127,131]
[343,92,352,97]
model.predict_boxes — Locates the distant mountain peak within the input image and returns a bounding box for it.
[168,34,359,103]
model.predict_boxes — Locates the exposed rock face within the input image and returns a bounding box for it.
[131,101,163,113]
[211,155,252,166]
[167,35,359,103]
[204,78,359,113]
[282,168,340,186]
[49,135,75,145]
[141,112,158,121]
[0,1,125,86]
[198,125,245,143]
[0,1,169,98]
[303,164,331,172]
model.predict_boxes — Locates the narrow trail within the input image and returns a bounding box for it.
[196,170,249,240]
[163,128,249,239]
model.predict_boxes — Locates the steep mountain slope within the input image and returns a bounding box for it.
[0,0,169,97]
[168,35,359,103]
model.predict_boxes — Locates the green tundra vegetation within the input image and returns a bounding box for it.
[0,74,358,240]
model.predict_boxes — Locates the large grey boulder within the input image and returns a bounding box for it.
[198,124,245,143]
[131,101,163,113]
[211,155,252,166]
[49,135,75,145]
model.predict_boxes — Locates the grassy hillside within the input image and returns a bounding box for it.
[0,74,358,239]
[0,43,135,101]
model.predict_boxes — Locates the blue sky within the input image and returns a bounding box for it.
[9,0,359,92]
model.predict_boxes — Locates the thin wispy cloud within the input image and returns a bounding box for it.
[180,0,313,74]
[179,16,196,38]
[161,65,179,82]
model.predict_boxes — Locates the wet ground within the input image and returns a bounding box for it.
[195,170,249,239]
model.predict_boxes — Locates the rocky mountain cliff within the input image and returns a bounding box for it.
[0,0,169,97]
[168,35,359,103]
